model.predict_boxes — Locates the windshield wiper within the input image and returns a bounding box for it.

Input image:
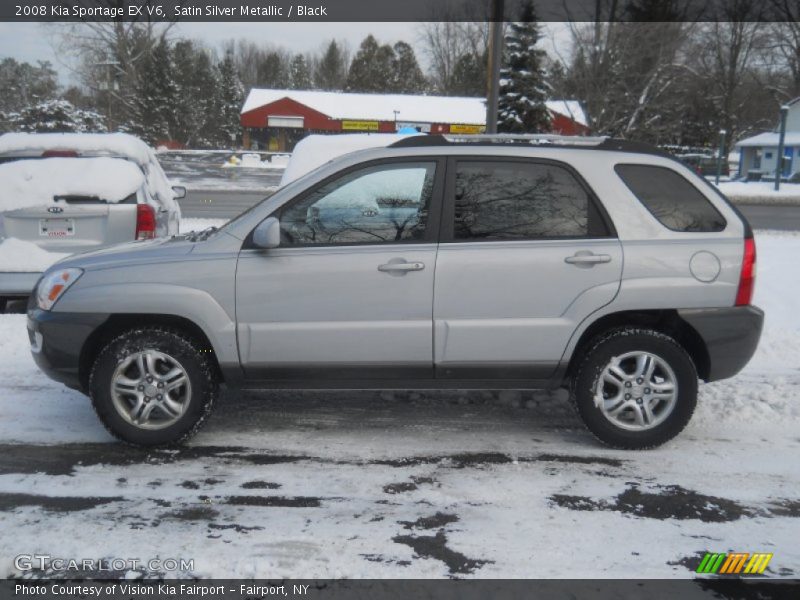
[185,226,218,242]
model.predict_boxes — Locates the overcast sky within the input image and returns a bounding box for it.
[0,21,571,85]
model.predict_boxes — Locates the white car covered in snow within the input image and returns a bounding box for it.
[0,133,183,309]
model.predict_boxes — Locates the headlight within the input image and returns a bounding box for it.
[36,268,83,310]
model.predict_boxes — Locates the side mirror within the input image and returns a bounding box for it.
[172,186,187,199]
[252,217,281,249]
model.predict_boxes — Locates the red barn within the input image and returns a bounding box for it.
[240,89,589,151]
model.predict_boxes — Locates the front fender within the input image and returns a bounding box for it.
[53,282,239,367]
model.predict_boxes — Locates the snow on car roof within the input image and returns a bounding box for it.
[241,89,588,128]
[0,157,145,213]
[0,132,154,165]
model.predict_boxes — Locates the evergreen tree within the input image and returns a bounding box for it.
[346,35,394,92]
[450,52,485,96]
[289,54,312,90]
[0,58,58,114]
[315,40,347,90]
[172,40,218,146]
[128,39,178,144]
[256,51,289,88]
[497,1,552,133]
[391,42,428,93]
[216,51,244,147]
[8,99,106,133]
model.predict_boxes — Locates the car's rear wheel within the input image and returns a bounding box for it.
[571,328,697,449]
[89,327,218,446]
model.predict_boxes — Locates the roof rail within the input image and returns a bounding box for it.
[445,133,608,146]
[389,133,672,158]
[390,134,607,148]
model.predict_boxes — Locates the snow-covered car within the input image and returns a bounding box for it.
[0,133,183,310]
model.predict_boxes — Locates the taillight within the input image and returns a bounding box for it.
[735,236,756,306]
[135,204,156,240]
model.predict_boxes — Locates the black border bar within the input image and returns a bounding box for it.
[1,0,796,23]
[3,579,800,600]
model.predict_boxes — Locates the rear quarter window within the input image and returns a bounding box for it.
[615,164,726,232]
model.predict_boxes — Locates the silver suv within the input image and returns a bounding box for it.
[27,135,763,449]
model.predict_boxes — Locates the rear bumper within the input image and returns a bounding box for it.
[27,307,109,391]
[678,306,764,382]
[0,271,41,297]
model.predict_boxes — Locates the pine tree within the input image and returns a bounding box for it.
[172,40,218,146]
[391,42,428,93]
[289,54,312,90]
[128,39,178,144]
[345,35,394,93]
[315,40,347,90]
[450,52,485,96]
[216,51,244,147]
[8,99,106,133]
[257,51,289,88]
[497,1,552,133]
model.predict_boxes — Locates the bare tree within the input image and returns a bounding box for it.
[48,13,175,127]
[688,1,768,153]
[418,0,490,95]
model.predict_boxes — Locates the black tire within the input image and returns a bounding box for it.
[570,328,698,450]
[89,327,219,447]
[0,298,7,314]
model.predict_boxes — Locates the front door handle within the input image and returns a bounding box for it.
[565,252,612,266]
[378,261,425,273]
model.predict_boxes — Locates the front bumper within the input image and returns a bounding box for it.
[27,307,109,391]
[678,305,764,382]
[0,271,41,297]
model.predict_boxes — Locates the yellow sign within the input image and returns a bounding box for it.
[342,120,380,131]
[450,124,486,134]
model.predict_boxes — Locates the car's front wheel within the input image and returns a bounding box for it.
[571,328,698,449]
[89,327,219,446]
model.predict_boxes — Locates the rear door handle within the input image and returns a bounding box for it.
[565,252,612,266]
[378,261,425,272]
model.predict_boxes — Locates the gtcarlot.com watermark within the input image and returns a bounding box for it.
[14,554,194,573]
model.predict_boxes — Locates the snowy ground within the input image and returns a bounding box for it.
[159,150,283,193]
[0,231,798,579]
[714,180,800,205]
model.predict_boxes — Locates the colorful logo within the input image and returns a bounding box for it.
[696,552,773,575]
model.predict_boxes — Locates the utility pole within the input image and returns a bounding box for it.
[485,0,504,134]
[775,105,789,192]
[715,130,727,186]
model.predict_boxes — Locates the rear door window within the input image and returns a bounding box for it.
[450,160,609,241]
[615,164,726,232]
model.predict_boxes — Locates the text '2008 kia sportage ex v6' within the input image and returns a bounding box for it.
[27,135,763,449]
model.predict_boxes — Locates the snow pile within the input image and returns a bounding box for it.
[0,157,144,212]
[221,153,288,170]
[715,181,800,204]
[0,237,69,272]
[280,134,421,186]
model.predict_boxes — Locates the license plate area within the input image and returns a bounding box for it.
[39,218,75,237]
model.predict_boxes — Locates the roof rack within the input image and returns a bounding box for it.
[389,133,672,158]
[443,133,608,146]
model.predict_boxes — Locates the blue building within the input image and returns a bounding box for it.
[736,97,800,181]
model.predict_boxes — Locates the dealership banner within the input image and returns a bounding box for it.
[2,579,799,599]
[1,0,795,22]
